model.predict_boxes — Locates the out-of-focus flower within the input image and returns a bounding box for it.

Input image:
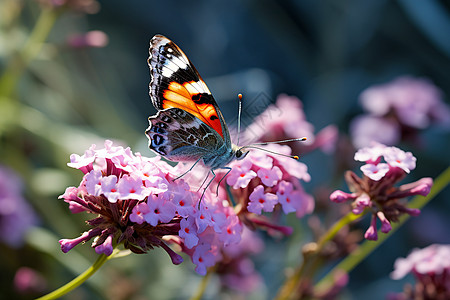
[388,244,450,300]
[14,267,47,295]
[330,142,432,241]
[224,144,314,234]
[216,226,264,293]
[0,166,39,247]
[350,115,400,149]
[35,0,100,14]
[351,76,450,148]
[243,94,338,155]
[67,30,109,48]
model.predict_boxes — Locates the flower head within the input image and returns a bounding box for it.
[59,141,189,265]
[330,142,432,240]
[351,76,450,148]
[60,141,247,275]
[224,144,314,233]
[389,244,450,300]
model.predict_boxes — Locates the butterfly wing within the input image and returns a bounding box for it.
[148,34,231,144]
[146,107,226,162]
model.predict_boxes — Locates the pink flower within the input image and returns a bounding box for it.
[67,30,108,48]
[354,142,386,163]
[257,166,282,187]
[14,267,46,294]
[192,243,217,276]
[330,143,432,240]
[276,181,297,214]
[383,146,416,173]
[248,185,278,214]
[179,218,199,249]
[67,148,96,174]
[85,169,102,195]
[218,215,243,247]
[226,159,257,189]
[118,174,148,200]
[360,163,390,181]
[350,116,400,149]
[144,194,176,226]
[129,202,150,224]
[351,76,450,147]
[99,175,120,202]
[163,180,195,217]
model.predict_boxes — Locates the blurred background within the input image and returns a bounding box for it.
[1,0,449,299]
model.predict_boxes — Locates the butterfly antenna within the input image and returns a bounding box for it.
[239,137,307,160]
[236,93,243,146]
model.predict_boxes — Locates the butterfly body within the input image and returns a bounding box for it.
[145,35,247,172]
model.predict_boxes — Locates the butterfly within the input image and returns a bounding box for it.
[145,34,305,192]
[145,34,248,186]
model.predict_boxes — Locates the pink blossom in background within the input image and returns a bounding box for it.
[351,76,450,148]
[0,166,39,248]
[243,94,338,155]
[14,267,46,295]
[217,226,264,293]
[67,30,109,48]
[389,244,450,299]
[350,115,400,149]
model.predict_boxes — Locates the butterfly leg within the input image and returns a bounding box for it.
[197,167,231,207]
[173,157,203,181]
[197,169,217,208]
[197,171,211,193]
[215,167,232,196]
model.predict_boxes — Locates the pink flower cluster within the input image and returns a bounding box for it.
[59,139,317,275]
[390,244,450,299]
[351,76,450,148]
[225,144,314,229]
[330,143,432,240]
[354,142,417,182]
[59,140,244,274]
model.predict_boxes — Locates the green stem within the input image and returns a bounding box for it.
[0,7,59,98]
[275,212,364,300]
[190,267,215,300]
[316,211,363,250]
[35,253,110,300]
[315,165,450,290]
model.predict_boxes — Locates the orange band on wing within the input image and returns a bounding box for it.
[162,81,224,138]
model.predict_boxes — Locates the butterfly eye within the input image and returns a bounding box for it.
[235,149,249,160]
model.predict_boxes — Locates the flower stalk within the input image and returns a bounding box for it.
[35,251,112,300]
[315,165,450,292]
[275,211,364,300]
